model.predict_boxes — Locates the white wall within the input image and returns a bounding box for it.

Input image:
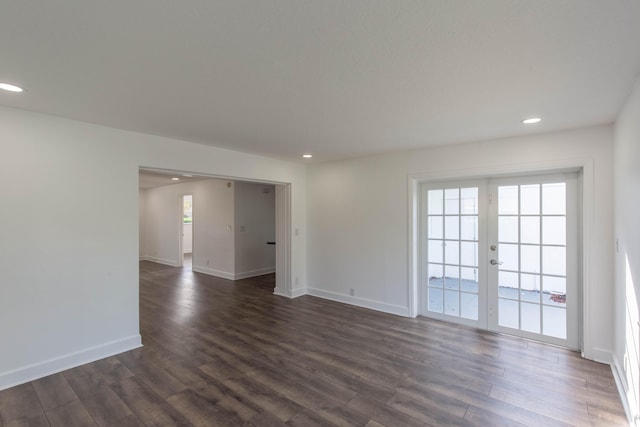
[614,76,640,423]
[138,189,147,258]
[190,180,236,277]
[307,126,614,360]
[143,179,235,276]
[235,182,276,278]
[0,105,306,390]
[183,223,193,254]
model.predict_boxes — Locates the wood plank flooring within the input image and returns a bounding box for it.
[0,260,628,426]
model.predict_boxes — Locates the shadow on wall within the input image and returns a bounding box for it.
[623,253,640,422]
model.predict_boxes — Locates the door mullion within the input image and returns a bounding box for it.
[539,185,544,335]
[517,184,522,332]
[458,194,461,319]
[479,181,489,329]
[484,180,495,330]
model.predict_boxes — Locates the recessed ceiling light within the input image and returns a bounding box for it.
[522,117,542,124]
[171,177,180,181]
[302,154,313,158]
[0,83,24,93]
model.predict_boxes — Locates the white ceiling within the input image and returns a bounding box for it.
[139,171,209,189]
[1,1,639,162]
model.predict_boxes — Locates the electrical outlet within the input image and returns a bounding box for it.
[349,288,355,296]
[295,277,299,286]
[206,259,210,266]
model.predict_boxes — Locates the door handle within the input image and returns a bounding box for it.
[490,259,503,266]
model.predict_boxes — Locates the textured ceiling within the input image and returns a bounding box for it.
[1,1,639,162]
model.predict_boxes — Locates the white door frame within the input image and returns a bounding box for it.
[177,194,184,267]
[408,158,595,357]
[177,193,193,268]
[274,183,291,297]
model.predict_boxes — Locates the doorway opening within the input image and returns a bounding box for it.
[181,194,193,270]
[138,168,291,296]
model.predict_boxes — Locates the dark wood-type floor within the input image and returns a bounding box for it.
[0,260,628,426]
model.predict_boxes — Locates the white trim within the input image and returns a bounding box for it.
[579,159,595,360]
[139,256,151,261]
[407,177,419,317]
[234,267,276,280]
[273,287,306,298]
[192,265,235,280]
[408,158,588,182]
[177,194,184,268]
[145,256,180,267]
[408,157,596,357]
[275,184,292,296]
[0,335,142,391]
[612,355,636,426]
[273,287,288,297]
[193,265,275,281]
[290,287,307,298]
[307,288,410,317]
[589,347,614,365]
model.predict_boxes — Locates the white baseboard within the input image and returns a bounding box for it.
[611,355,635,426]
[145,256,180,267]
[234,267,275,280]
[183,250,192,254]
[587,347,614,365]
[0,335,142,391]
[192,265,235,280]
[290,287,307,298]
[273,287,301,298]
[272,287,307,298]
[306,288,410,317]
[139,255,150,261]
[273,287,288,297]
[194,265,276,281]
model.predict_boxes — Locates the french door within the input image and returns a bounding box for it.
[421,173,578,348]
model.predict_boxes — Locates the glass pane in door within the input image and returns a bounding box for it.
[426,186,479,321]
[496,182,568,340]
